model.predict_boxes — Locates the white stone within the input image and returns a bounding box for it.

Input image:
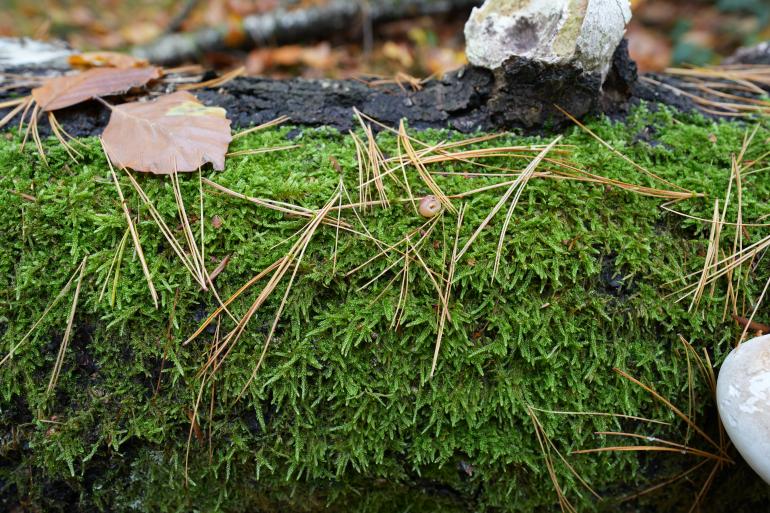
[464,0,632,79]
[716,334,770,484]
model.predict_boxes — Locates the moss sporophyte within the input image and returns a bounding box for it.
[2,105,770,511]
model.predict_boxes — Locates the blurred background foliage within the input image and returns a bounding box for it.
[0,0,768,76]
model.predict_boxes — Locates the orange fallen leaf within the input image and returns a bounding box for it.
[269,45,306,66]
[121,21,162,46]
[382,41,414,68]
[101,91,232,174]
[32,67,161,111]
[627,23,672,72]
[68,52,149,69]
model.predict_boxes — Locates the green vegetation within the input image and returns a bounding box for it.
[2,105,770,512]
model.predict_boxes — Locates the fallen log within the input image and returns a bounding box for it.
[132,0,483,66]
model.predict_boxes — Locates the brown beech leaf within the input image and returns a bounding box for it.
[32,67,161,111]
[101,91,232,174]
[68,52,150,69]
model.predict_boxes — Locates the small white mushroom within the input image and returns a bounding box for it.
[716,333,770,484]
[418,195,441,218]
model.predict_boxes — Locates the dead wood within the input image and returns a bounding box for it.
[132,0,482,66]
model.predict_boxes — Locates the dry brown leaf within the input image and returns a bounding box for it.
[32,67,161,111]
[68,52,150,69]
[627,23,672,72]
[102,91,232,174]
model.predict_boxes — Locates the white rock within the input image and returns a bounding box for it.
[716,334,770,484]
[464,0,632,79]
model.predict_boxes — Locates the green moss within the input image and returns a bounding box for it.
[1,105,770,512]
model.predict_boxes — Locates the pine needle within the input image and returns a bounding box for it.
[0,96,30,130]
[232,115,290,139]
[353,111,391,208]
[527,406,586,513]
[332,177,343,275]
[613,368,724,455]
[47,111,84,162]
[555,104,693,194]
[574,431,731,463]
[109,228,130,307]
[399,120,455,213]
[104,141,159,309]
[619,459,710,503]
[184,258,284,346]
[203,177,350,230]
[455,136,562,264]
[47,255,88,395]
[1,260,84,367]
[236,188,341,399]
[738,273,770,344]
[29,105,47,166]
[226,145,300,157]
[689,200,722,311]
[431,203,465,377]
[0,96,27,109]
[17,93,34,140]
[178,65,245,91]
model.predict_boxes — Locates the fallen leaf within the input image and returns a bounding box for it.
[68,52,149,69]
[382,41,414,68]
[32,67,161,111]
[269,45,305,66]
[121,21,162,45]
[297,42,335,69]
[627,23,672,72]
[223,14,247,48]
[245,43,339,75]
[102,91,232,174]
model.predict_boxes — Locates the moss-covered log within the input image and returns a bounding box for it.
[2,106,770,512]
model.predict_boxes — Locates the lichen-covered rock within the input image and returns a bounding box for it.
[464,0,632,79]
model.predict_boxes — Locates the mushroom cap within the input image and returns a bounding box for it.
[716,334,770,484]
[418,195,441,218]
